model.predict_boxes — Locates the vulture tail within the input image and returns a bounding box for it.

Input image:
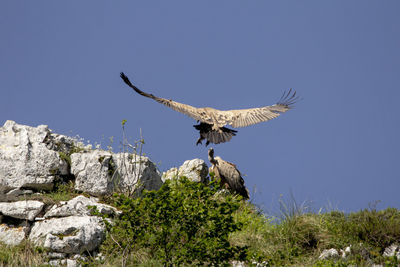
[237,186,250,200]
[193,123,237,145]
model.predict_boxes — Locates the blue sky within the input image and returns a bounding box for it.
[1,1,399,213]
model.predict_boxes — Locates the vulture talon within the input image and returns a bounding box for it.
[196,137,203,146]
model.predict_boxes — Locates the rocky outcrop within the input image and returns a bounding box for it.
[0,200,45,221]
[0,195,115,264]
[0,120,69,193]
[72,151,162,196]
[162,159,208,183]
[71,151,115,196]
[113,153,163,193]
[0,223,27,246]
[0,120,163,197]
[44,195,119,218]
[29,215,106,254]
[0,121,211,265]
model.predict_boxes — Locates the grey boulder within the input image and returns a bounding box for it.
[162,159,208,183]
[29,215,106,254]
[72,151,162,196]
[0,224,27,246]
[0,120,69,192]
[113,153,163,193]
[45,195,119,218]
[319,248,339,260]
[71,151,115,196]
[0,200,45,221]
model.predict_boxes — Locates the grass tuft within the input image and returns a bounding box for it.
[0,241,48,267]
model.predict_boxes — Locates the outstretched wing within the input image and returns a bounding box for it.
[121,72,298,128]
[221,89,299,128]
[120,72,205,122]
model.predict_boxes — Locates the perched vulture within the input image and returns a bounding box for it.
[208,148,249,200]
[120,72,298,146]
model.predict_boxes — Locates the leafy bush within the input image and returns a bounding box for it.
[100,177,247,266]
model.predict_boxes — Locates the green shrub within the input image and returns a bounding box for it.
[100,177,247,266]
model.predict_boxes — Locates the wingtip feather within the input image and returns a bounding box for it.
[120,72,134,88]
[277,89,300,108]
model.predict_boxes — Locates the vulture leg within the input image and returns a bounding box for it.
[196,135,205,146]
[194,123,238,146]
[194,123,210,146]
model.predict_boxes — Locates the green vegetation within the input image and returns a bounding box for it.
[91,177,400,266]
[0,241,48,267]
[96,177,247,266]
[4,122,399,265]
[3,176,400,266]
[17,180,80,204]
[58,151,72,167]
[57,141,86,170]
[228,203,400,266]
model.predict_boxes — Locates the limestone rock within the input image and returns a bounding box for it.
[162,167,179,182]
[383,244,400,259]
[29,216,105,254]
[0,200,44,221]
[45,195,119,218]
[162,159,208,183]
[232,261,245,267]
[72,151,162,196]
[0,224,27,245]
[319,248,339,260]
[340,245,351,258]
[47,252,67,259]
[66,259,79,267]
[0,120,162,197]
[6,189,34,197]
[44,132,88,156]
[113,153,163,193]
[71,150,114,196]
[49,259,60,266]
[49,258,80,267]
[0,120,69,192]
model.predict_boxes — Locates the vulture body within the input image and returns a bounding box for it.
[208,148,249,200]
[120,72,298,146]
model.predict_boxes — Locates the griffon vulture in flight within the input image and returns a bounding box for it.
[120,72,298,146]
[208,148,249,199]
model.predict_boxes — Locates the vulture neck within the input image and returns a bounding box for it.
[208,153,218,166]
